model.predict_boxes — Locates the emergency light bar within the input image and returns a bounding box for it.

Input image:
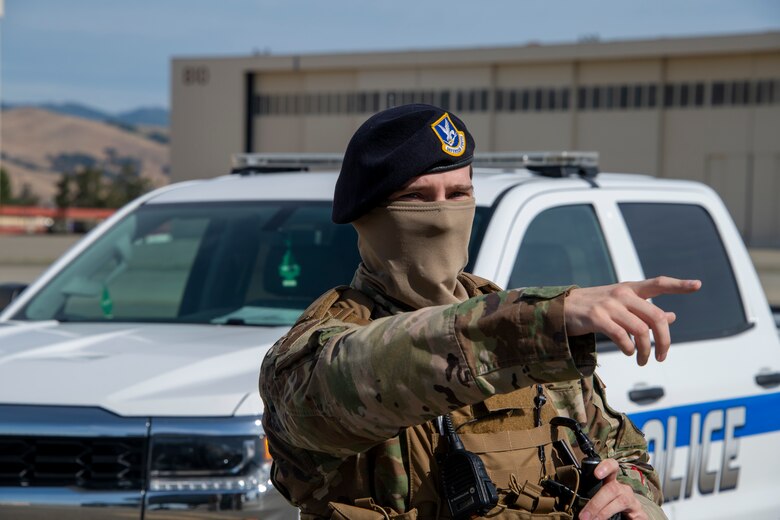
[232,153,342,174]
[231,151,599,178]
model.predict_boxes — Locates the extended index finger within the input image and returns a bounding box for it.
[629,276,702,300]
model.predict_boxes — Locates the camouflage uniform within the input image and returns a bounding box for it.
[260,271,664,519]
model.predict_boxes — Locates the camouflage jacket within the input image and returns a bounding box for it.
[260,271,664,519]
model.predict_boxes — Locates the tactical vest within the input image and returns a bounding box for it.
[272,274,588,520]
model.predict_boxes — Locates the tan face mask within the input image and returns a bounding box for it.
[352,199,475,310]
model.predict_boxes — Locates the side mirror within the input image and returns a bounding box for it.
[0,283,28,312]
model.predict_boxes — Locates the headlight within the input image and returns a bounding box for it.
[148,416,272,493]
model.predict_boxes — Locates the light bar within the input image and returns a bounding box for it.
[471,151,598,170]
[232,153,343,171]
[231,151,599,174]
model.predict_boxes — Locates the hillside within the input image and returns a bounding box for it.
[0,107,169,204]
[0,102,170,128]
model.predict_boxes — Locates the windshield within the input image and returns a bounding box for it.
[15,202,490,326]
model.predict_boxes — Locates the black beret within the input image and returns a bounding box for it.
[332,103,475,224]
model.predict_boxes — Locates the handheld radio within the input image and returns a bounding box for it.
[437,414,498,520]
[546,416,621,520]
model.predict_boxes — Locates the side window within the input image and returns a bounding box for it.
[620,203,748,342]
[509,204,616,288]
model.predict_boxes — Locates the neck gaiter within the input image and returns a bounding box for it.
[352,199,475,310]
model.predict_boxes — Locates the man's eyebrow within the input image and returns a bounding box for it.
[450,184,474,191]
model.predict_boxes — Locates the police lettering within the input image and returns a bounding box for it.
[642,406,745,502]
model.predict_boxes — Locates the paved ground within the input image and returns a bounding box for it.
[1,235,779,306]
[0,235,81,288]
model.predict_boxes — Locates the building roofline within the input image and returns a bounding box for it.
[172,31,780,71]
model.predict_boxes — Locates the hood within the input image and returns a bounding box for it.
[0,321,289,417]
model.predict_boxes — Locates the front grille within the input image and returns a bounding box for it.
[0,436,147,489]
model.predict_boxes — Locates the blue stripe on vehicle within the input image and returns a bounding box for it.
[628,392,780,448]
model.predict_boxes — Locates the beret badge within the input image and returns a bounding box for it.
[430,113,466,157]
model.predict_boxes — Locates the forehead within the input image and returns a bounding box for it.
[402,166,472,188]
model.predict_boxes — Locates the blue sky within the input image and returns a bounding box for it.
[1,0,778,113]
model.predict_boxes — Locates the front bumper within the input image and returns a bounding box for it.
[0,485,295,520]
[0,404,299,520]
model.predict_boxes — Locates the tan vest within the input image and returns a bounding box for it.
[277,274,583,520]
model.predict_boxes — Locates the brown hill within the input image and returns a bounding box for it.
[0,107,169,204]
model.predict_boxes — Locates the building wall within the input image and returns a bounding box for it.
[171,33,780,246]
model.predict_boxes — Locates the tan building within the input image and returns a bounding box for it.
[171,31,780,246]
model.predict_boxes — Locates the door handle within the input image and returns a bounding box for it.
[628,386,665,405]
[755,372,780,388]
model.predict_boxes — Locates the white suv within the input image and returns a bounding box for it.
[1,153,778,519]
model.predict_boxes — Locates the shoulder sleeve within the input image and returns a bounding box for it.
[260,286,597,456]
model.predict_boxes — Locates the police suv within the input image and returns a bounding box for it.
[1,153,778,519]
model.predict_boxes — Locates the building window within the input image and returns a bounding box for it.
[251,77,780,118]
[619,85,629,109]
[544,88,554,110]
[607,85,617,109]
[561,88,570,110]
[756,80,767,104]
[663,84,675,108]
[533,88,543,111]
[758,79,776,105]
[591,86,601,109]
[648,85,657,108]
[521,90,531,111]
[506,90,516,111]
[679,84,690,108]
[694,83,705,107]
[712,82,725,106]
[495,90,505,111]
[633,85,644,109]
[439,91,450,110]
